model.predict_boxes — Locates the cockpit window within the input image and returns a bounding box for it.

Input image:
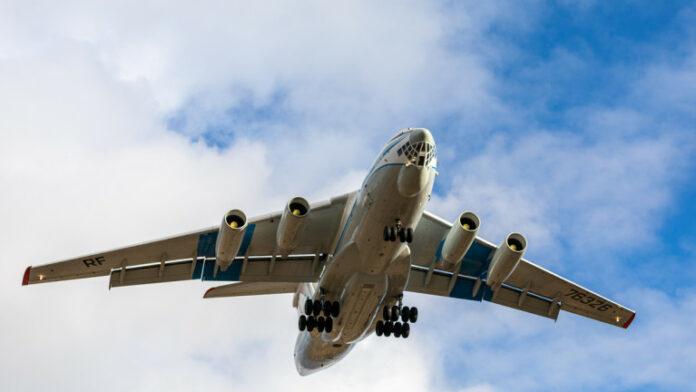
[399,141,435,167]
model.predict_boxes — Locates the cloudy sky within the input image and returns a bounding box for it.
[1,1,695,391]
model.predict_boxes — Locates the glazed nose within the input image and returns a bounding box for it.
[409,128,434,145]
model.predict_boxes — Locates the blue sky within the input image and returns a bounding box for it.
[1,1,695,391]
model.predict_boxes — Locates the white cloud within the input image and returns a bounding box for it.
[2,1,695,391]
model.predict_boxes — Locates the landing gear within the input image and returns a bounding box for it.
[299,315,307,331]
[376,296,417,339]
[299,295,340,334]
[383,220,414,243]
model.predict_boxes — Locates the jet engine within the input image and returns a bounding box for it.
[277,197,310,253]
[440,211,480,268]
[215,209,248,271]
[486,233,526,290]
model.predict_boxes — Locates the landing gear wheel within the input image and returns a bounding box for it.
[323,301,332,317]
[401,306,410,323]
[299,315,307,331]
[307,316,316,332]
[331,301,340,317]
[390,306,400,322]
[393,322,402,338]
[313,300,322,317]
[383,321,393,337]
[408,307,418,323]
[325,317,333,333]
[304,299,313,316]
[375,320,384,336]
[317,317,325,333]
[401,322,410,338]
[389,227,397,242]
[406,228,413,243]
[383,306,390,321]
[383,227,390,241]
[398,228,406,243]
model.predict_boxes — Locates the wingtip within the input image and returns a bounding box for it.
[203,287,215,298]
[22,266,31,286]
[622,313,636,329]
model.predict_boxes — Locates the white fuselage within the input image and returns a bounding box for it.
[294,128,437,375]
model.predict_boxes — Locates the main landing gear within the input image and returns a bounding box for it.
[374,297,418,339]
[383,220,413,243]
[298,297,340,334]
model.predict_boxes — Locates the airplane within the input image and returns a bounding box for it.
[23,128,635,375]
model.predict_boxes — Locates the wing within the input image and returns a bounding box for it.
[23,192,356,288]
[407,211,636,329]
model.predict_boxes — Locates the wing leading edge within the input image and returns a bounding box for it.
[408,211,636,329]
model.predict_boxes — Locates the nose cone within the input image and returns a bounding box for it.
[408,128,434,145]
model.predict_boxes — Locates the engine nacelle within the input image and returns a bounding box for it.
[277,197,310,253]
[441,211,480,267]
[487,233,527,290]
[215,209,248,271]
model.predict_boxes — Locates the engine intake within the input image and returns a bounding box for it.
[215,209,248,271]
[441,211,480,267]
[487,233,526,290]
[277,197,310,253]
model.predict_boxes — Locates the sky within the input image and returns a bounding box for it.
[1,1,695,391]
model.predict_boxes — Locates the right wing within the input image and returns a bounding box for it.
[23,192,356,288]
[407,211,636,329]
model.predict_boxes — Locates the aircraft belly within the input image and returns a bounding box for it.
[295,164,434,374]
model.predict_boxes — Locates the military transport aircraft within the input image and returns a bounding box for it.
[23,128,635,375]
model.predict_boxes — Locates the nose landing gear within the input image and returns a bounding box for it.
[299,297,340,334]
[383,220,413,243]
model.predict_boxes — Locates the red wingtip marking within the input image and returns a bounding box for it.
[203,287,215,298]
[22,266,31,286]
[622,313,636,329]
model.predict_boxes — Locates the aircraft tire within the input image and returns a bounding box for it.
[401,306,410,323]
[389,227,397,241]
[409,307,418,323]
[307,316,316,332]
[390,306,400,321]
[325,317,333,333]
[299,315,307,331]
[383,321,393,337]
[383,306,390,320]
[331,301,341,317]
[393,322,402,338]
[398,229,406,243]
[375,320,384,336]
[313,300,322,316]
[304,299,313,316]
[401,322,410,338]
[317,317,325,333]
[406,228,413,243]
[323,300,332,317]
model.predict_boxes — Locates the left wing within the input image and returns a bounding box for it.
[23,192,356,288]
[407,211,636,329]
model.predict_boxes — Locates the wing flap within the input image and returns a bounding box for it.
[204,282,299,298]
[109,259,204,288]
